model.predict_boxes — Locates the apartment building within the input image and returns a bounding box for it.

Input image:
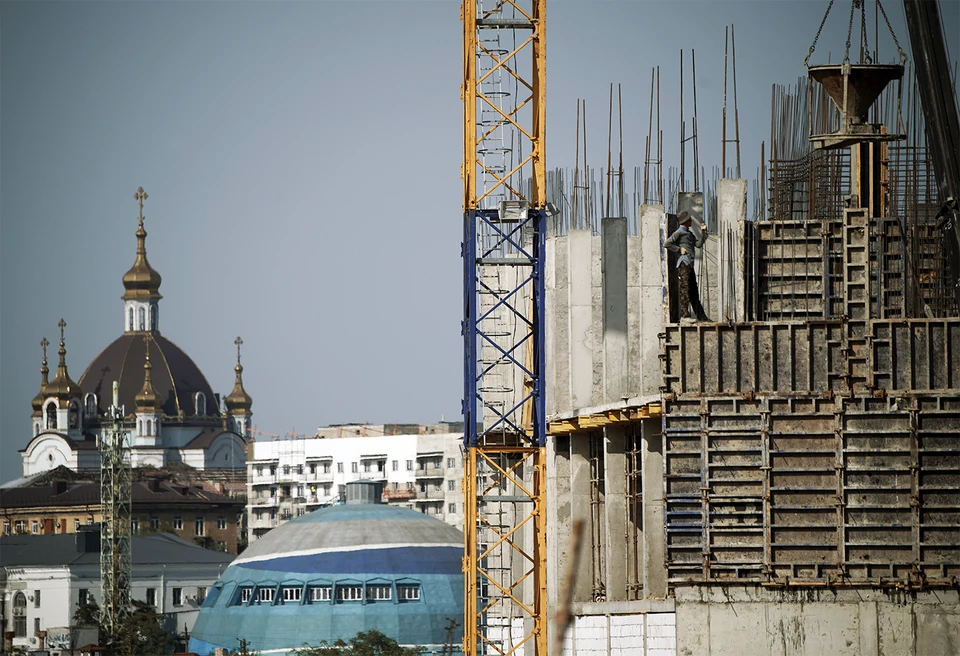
[246,424,465,541]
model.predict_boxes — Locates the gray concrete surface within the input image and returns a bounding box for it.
[675,585,960,656]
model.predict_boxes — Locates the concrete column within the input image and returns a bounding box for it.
[639,205,666,395]
[568,230,594,410]
[547,236,570,416]
[626,235,643,395]
[569,433,593,603]
[717,179,748,322]
[642,418,667,598]
[603,425,628,602]
[546,434,570,653]
[602,217,628,402]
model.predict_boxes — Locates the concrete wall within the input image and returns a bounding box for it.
[675,586,960,656]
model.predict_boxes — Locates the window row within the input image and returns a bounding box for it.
[232,581,421,607]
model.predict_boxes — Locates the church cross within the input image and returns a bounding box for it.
[235,336,243,364]
[134,186,148,223]
[58,318,66,342]
[41,337,49,360]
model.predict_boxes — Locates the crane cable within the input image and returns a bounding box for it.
[804,0,908,66]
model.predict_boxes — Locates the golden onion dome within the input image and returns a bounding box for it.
[46,320,82,402]
[135,338,159,411]
[122,187,162,302]
[225,336,253,414]
[31,337,50,417]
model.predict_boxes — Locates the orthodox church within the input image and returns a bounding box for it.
[20,188,252,477]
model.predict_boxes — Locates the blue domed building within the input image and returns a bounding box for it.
[188,481,464,655]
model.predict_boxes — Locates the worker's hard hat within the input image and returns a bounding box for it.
[678,211,692,225]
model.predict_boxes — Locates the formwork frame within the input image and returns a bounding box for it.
[462,1,547,654]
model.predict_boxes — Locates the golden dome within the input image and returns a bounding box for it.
[135,337,159,412]
[31,337,50,417]
[46,319,82,402]
[225,336,253,414]
[122,187,163,302]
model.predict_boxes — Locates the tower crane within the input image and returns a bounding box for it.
[462,0,547,654]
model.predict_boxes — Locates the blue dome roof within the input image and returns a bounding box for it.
[189,503,464,656]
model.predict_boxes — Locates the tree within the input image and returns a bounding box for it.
[72,598,176,656]
[291,630,424,656]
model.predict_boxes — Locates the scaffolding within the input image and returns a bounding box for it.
[462,0,547,653]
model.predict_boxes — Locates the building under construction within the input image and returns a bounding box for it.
[461,1,959,654]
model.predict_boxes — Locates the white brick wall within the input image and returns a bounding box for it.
[559,612,676,656]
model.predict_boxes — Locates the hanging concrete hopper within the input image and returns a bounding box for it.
[808,63,905,149]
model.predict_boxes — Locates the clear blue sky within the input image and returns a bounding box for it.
[2,0,958,483]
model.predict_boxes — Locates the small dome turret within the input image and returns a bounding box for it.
[135,336,159,412]
[31,337,50,417]
[225,336,253,414]
[45,319,81,402]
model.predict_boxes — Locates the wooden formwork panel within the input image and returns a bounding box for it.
[662,393,960,586]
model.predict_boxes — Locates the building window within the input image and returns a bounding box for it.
[145,588,156,606]
[68,400,79,429]
[150,308,157,331]
[257,466,264,477]
[323,462,331,474]
[392,460,398,471]
[195,392,206,416]
[32,521,39,534]
[195,517,205,536]
[351,462,358,474]
[173,588,183,606]
[363,461,371,473]
[239,587,252,604]
[217,516,227,530]
[13,592,26,637]
[296,508,305,517]
[397,584,421,601]
[85,394,97,418]
[309,463,316,475]
[449,503,457,514]
[139,307,146,330]
[146,419,152,434]
[197,587,207,605]
[366,584,392,602]
[150,517,159,530]
[283,465,290,475]
[128,308,134,331]
[337,462,343,473]
[406,460,414,471]
[131,518,139,534]
[448,479,456,491]
[336,585,362,602]
[309,586,331,602]
[2,521,8,535]
[282,587,302,603]
[174,517,183,530]
[270,465,276,476]
[74,518,80,531]
[34,590,41,608]
[448,457,456,469]
[297,464,303,475]
[79,589,89,605]
[258,587,275,604]
[46,402,57,429]
[217,540,226,551]
[34,617,41,635]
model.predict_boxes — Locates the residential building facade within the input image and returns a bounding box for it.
[246,424,465,541]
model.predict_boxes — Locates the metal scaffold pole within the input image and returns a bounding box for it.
[462,0,547,653]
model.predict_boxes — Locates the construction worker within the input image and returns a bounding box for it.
[665,210,710,322]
